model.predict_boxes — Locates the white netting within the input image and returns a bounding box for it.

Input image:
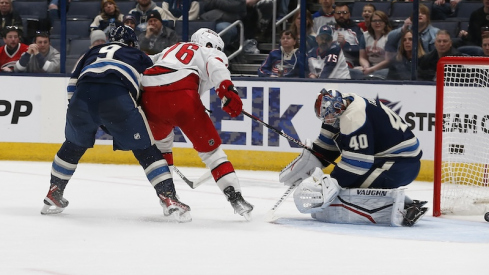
[440,61,489,214]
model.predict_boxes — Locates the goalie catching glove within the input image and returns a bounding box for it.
[217,80,242,117]
[279,139,324,186]
[293,167,341,214]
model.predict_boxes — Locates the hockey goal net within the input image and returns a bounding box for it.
[434,56,489,216]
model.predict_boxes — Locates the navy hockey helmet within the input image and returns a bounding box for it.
[108,26,139,48]
[314,89,346,127]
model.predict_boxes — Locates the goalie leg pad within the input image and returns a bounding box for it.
[279,139,323,186]
[311,188,406,226]
[293,168,341,213]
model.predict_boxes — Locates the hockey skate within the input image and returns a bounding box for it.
[402,200,428,226]
[41,184,69,215]
[158,193,192,223]
[223,186,254,221]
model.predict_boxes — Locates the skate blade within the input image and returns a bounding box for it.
[41,204,65,215]
[171,211,192,223]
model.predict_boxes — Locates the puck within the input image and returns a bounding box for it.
[485,212,489,222]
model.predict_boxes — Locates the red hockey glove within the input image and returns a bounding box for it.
[216,80,242,117]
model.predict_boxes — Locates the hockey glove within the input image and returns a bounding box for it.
[216,80,242,117]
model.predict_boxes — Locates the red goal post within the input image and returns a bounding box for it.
[434,56,489,217]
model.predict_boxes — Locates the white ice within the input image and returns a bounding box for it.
[1,161,488,275]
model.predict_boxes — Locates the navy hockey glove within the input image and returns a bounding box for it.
[216,80,242,118]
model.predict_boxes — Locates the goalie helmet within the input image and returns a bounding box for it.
[191,28,224,51]
[314,89,346,127]
[108,26,139,48]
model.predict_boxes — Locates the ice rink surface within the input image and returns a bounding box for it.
[1,161,488,275]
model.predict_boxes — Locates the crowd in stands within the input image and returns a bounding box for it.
[257,0,489,81]
[0,0,488,80]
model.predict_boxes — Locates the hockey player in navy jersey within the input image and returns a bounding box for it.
[280,89,427,226]
[307,25,351,79]
[40,26,191,222]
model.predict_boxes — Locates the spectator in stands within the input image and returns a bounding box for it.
[0,0,23,35]
[353,10,391,79]
[129,0,164,32]
[386,4,439,60]
[198,0,245,52]
[483,33,489,56]
[307,24,350,79]
[48,0,70,26]
[122,14,139,35]
[289,9,317,52]
[332,3,363,67]
[0,26,27,72]
[14,31,59,73]
[456,0,489,56]
[357,3,375,32]
[90,29,106,48]
[418,29,463,81]
[138,10,177,55]
[387,29,426,80]
[90,0,124,35]
[312,0,335,34]
[161,0,199,25]
[431,0,460,20]
[257,30,305,78]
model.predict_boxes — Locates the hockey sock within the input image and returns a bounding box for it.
[51,141,87,189]
[133,145,173,195]
[162,152,173,166]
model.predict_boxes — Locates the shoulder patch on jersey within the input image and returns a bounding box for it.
[339,94,367,135]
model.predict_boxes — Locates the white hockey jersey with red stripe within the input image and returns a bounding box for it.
[142,42,231,95]
[0,44,28,71]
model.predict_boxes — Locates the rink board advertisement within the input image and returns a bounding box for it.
[0,76,436,173]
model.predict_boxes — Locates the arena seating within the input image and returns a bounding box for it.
[7,0,485,75]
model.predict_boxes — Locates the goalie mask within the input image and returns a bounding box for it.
[314,89,346,127]
[191,28,224,51]
[109,26,139,49]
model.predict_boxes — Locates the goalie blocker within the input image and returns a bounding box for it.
[293,168,423,227]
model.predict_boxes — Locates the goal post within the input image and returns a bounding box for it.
[434,56,489,216]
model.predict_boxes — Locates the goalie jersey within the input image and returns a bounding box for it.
[313,93,422,188]
[67,42,153,100]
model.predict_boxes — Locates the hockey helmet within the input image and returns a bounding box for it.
[191,28,224,51]
[314,89,346,127]
[108,26,139,48]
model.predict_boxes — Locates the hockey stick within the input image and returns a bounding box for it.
[241,110,336,166]
[264,180,300,222]
[173,166,213,189]
[241,110,337,221]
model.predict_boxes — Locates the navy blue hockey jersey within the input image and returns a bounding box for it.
[313,93,422,187]
[307,42,350,79]
[67,42,153,100]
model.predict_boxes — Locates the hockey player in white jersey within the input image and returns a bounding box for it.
[140,28,253,220]
[279,89,427,226]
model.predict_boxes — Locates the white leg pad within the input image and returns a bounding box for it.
[311,188,406,226]
[279,139,323,186]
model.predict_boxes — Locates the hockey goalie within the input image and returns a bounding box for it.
[279,89,427,226]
